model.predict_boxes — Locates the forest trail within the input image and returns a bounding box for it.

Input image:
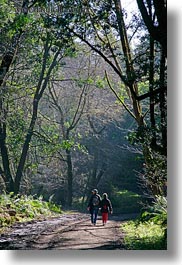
[0,212,138,250]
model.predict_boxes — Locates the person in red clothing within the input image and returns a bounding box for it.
[100,193,113,225]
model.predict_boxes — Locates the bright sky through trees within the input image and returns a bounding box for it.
[121,0,138,11]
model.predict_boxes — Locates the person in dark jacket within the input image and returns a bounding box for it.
[100,193,113,225]
[87,189,101,225]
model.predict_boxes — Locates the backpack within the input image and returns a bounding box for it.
[92,195,100,206]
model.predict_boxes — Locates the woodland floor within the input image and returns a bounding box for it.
[0,212,138,250]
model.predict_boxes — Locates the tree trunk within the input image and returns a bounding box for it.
[0,0,30,193]
[159,50,167,154]
[0,123,14,192]
[13,42,60,194]
[14,99,39,194]
[66,148,73,207]
[149,37,157,148]
[113,0,144,127]
[136,0,167,57]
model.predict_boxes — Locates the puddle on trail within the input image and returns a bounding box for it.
[0,213,87,244]
[10,214,78,236]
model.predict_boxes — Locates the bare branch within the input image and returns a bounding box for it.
[105,70,136,120]
[87,114,106,135]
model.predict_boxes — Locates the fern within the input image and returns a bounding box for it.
[0,193,62,231]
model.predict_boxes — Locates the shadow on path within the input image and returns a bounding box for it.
[0,213,138,250]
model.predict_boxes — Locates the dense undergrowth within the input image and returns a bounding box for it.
[0,193,62,231]
[121,196,167,250]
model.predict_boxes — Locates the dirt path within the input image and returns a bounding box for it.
[0,212,138,250]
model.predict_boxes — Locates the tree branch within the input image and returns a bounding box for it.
[105,71,136,120]
[87,114,106,135]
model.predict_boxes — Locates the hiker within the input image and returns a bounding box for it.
[87,189,101,225]
[100,193,113,226]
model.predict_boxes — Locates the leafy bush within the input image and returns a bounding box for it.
[121,196,167,249]
[121,220,166,249]
[0,193,62,231]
